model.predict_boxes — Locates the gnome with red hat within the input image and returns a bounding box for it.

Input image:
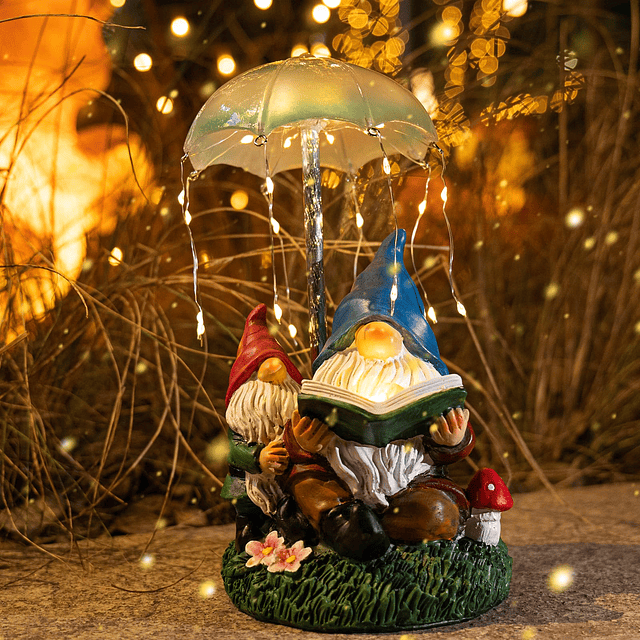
[222,303,315,550]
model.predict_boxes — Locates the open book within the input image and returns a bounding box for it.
[298,374,466,447]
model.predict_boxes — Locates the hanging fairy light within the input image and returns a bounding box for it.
[274,303,283,322]
[288,324,298,338]
[108,247,123,266]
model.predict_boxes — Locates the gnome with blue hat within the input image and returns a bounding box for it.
[283,230,475,560]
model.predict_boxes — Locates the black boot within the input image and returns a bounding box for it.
[319,500,390,561]
[273,495,319,546]
[235,514,266,551]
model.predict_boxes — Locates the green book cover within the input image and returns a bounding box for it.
[298,375,467,447]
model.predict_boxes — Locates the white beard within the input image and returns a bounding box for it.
[226,375,299,516]
[314,345,438,509]
[314,343,441,403]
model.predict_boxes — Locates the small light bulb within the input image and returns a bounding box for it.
[456,301,467,316]
[427,306,438,323]
[418,199,427,215]
[274,303,283,322]
[325,132,335,144]
[240,134,254,144]
[184,209,192,225]
[196,310,205,339]
[288,324,297,338]
[383,157,391,175]
[283,136,292,148]
[178,190,185,205]
[390,281,398,302]
[265,176,274,194]
[270,217,280,234]
[441,186,448,202]
[355,212,364,228]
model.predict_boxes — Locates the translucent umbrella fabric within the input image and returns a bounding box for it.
[184,54,438,177]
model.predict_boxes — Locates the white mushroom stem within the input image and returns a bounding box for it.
[465,507,502,546]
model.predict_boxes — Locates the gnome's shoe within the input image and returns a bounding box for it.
[235,515,266,551]
[274,495,319,546]
[381,486,463,543]
[319,500,390,561]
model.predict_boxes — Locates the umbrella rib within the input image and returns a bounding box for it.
[256,58,290,138]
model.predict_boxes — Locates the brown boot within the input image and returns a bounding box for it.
[381,486,462,543]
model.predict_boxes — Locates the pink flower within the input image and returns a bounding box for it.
[267,540,312,573]
[245,531,285,568]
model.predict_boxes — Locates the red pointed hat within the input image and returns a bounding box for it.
[225,304,303,407]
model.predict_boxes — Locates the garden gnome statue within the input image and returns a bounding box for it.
[223,303,313,549]
[286,230,475,560]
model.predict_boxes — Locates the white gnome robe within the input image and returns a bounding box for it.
[226,374,299,516]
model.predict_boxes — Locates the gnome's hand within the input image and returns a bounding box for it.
[259,440,289,474]
[431,408,469,447]
[291,410,332,453]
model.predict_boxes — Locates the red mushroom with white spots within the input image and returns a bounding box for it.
[465,468,513,546]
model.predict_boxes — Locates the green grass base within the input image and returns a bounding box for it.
[222,537,512,632]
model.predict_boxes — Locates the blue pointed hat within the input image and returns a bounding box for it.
[313,229,448,375]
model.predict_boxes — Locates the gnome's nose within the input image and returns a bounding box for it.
[355,322,403,360]
[257,357,287,383]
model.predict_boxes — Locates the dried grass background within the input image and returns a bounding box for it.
[1,0,639,548]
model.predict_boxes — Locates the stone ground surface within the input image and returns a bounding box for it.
[1,482,639,640]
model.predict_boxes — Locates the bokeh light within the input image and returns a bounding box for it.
[312,4,331,24]
[110,0,126,7]
[217,54,236,76]
[323,0,340,7]
[291,44,309,56]
[254,0,273,8]
[199,580,217,598]
[503,0,528,17]
[311,43,331,58]
[547,565,574,593]
[156,96,174,115]
[230,190,249,210]
[133,53,153,72]
[170,17,190,37]
[565,207,585,228]
[139,553,155,569]
[108,247,123,266]
[59,436,78,453]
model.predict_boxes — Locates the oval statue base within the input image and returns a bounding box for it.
[221,537,512,632]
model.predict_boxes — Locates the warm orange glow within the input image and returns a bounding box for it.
[217,54,236,76]
[291,44,309,57]
[170,17,190,37]
[0,0,152,342]
[312,4,331,23]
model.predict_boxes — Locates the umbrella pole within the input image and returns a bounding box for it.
[301,124,327,360]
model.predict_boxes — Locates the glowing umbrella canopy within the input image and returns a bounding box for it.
[183,54,438,354]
